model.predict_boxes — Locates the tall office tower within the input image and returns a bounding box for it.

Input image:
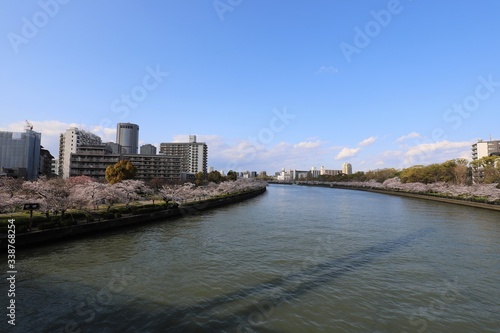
[159,135,208,174]
[116,123,139,154]
[0,129,41,180]
[58,128,102,178]
[342,162,352,175]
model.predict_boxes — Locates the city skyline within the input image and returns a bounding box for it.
[1,1,499,173]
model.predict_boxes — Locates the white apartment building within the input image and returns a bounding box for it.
[471,138,500,183]
[58,128,102,178]
[342,162,352,175]
[472,139,500,160]
[310,167,321,178]
[320,166,342,176]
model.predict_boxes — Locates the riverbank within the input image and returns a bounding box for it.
[0,187,266,248]
[299,182,500,212]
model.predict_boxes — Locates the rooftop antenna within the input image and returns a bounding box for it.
[25,120,33,131]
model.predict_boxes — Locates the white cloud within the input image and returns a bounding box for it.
[358,136,377,147]
[335,147,360,160]
[0,120,115,159]
[316,66,338,74]
[382,150,403,158]
[403,140,472,165]
[293,140,321,149]
[168,135,331,172]
[1,120,79,136]
[357,140,474,172]
[405,140,471,157]
[396,131,420,143]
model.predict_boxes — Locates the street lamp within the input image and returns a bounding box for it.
[23,203,40,231]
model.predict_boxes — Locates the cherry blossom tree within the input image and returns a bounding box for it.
[22,177,75,218]
[113,180,152,207]
[72,179,106,211]
[100,184,127,211]
[0,177,24,213]
[3,176,267,220]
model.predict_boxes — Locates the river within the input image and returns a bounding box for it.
[3,184,500,332]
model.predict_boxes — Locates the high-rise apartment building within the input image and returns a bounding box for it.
[0,129,41,180]
[159,135,207,174]
[471,138,500,183]
[320,166,342,176]
[40,147,54,177]
[472,139,500,160]
[69,143,181,181]
[310,167,321,178]
[69,144,120,178]
[116,123,139,154]
[59,128,102,178]
[342,162,352,175]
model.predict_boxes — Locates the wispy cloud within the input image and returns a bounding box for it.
[401,140,472,166]
[358,136,377,147]
[396,131,420,143]
[315,66,338,75]
[365,140,473,171]
[170,135,332,172]
[335,147,360,160]
[293,140,322,149]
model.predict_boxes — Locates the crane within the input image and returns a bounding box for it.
[25,120,33,131]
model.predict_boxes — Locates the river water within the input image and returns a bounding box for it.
[3,184,500,332]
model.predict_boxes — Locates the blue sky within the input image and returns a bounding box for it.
[1,0,499,173]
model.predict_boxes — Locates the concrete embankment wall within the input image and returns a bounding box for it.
[303,183,500,212]
[1,187,266,248]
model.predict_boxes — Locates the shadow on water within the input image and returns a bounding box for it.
[44,228,434,333]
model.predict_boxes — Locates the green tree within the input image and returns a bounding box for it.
[207,170,223,183]
[449,158,469,185]
[471,156,500,184]
[105,160,137,184]
[400,166,424,183]
[365,168,399,182]
[195,171,205,186]
[227,170,238,181]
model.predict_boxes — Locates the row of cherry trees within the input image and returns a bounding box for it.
[0,176,267,215]
[301,178,500,203]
